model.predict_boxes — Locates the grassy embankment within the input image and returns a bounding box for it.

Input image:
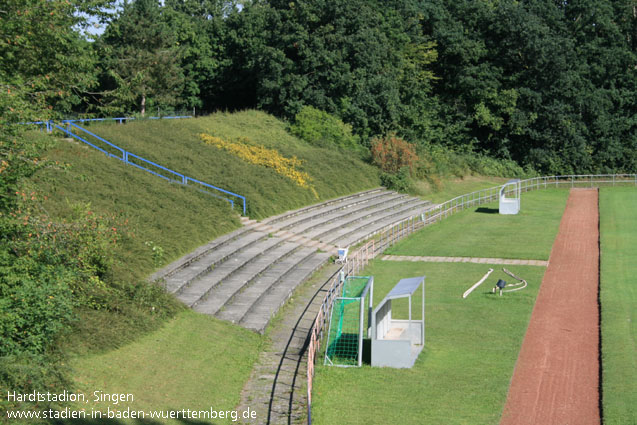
[312,189,569,424]
[599,187,637,425]
[24,111,379,422]
[78,110,380,219]
[63,310,261,425]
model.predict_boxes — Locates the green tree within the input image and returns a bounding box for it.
[220,0,439,141]
[0,0,103,120]
[163,0,234,111]
[289,106,361,151]
[1,0,111,208]
[97,0,184,116]
[420,0,636,174]
[0,0,118,413]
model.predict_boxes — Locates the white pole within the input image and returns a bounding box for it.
[422,279,425,346]
[462,268,494,299]
[358,296,364,367]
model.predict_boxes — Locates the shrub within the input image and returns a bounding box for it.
[417,144,530,179]
[371,135,419,174]
[0,352,70,421]
[201,133,319,198]
[380,167,411,192]
[289,106,361,151]
[0,193,128,357]
[0,261,75,356]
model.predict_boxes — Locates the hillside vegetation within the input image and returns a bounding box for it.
[38,112,379,276]
[79,111,380,219]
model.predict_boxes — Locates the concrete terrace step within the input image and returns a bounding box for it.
[241,222,338,253]
[163,230,266,294]
[177,235,282,306]
[261,187,385,226]
[327,201,437,247]
[156,188,434,333]
[215,246,319,324]
[192,240,301,315]
[306,199,432,242]
[278,192,412,235]
[269,190,405,231]
[150,225,252,283]
[152,188,385,286]
[239,251,332,333]
[293,195,424,237]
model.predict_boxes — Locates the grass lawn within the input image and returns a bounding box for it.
[386,189,568,260]
[312,260,546,425]
[413,176,510,203]
[599,187,637,424]
[62,310,262,424]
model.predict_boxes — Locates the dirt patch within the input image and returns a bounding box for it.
[500,188,600,425]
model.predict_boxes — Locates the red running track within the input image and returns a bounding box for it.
[500,188,600,425]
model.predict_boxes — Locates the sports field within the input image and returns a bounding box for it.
[312,187,636,424]
[386,189,568,260]
[313,190,566,424]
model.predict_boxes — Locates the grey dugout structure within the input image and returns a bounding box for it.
[371,276,425,368]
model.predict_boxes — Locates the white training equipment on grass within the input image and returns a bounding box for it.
[462,268,494,298]
[500,268,527,293]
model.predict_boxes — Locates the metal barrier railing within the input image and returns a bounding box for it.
[22,116,193,129]
[36,118,248,215]
[306,239,374,423]
[305,173,637,423]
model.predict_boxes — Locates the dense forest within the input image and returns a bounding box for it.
[2,0,636,175]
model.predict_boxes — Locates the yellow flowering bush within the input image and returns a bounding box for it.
[200,134,318,198]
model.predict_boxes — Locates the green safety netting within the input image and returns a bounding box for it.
[324,276,372,367]
[342,276,369,298]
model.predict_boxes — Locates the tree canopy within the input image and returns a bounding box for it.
[2,0,636,173]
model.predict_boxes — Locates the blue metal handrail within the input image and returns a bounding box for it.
[184,176,245,211]
[67,122,126,159]
[44,118,246,215]
[54,124,119,159]
[126,152,186,183]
